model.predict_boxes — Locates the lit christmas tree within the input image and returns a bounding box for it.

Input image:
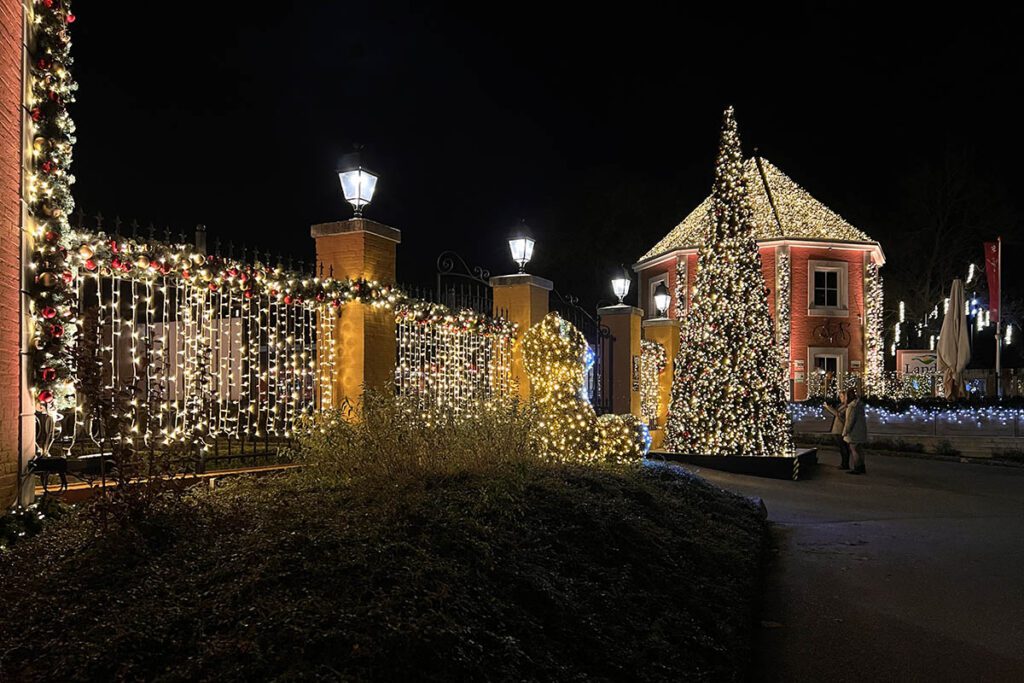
[664,107,793,457]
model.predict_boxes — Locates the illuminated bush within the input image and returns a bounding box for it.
[521,312,648,463]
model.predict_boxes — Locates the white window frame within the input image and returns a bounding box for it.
[647,273,669,318]
[808,346,849,387]
[807,259,849,317]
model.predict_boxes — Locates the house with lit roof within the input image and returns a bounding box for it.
[634,157,886,400]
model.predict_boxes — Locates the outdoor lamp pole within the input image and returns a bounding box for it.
[653,281,671,317]
[508,221,535,274]
[611,265,631,305]
[337,149,379,218]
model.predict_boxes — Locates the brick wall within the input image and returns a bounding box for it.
[789,246,866,400]
[639,243,870,401]
[0,0,23,505]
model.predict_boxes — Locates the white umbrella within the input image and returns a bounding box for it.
[937,278,971,400]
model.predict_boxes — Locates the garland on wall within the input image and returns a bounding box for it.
[639,339,666,425]
[863,260,885,395]
[27,0,78,408]
[775,246,791,390]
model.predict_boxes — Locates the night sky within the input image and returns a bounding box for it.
[69,3,1024,314]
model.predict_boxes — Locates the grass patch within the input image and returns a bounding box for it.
[0,398,767,681]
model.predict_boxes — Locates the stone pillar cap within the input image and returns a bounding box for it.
[489,273,554,290]
[642,317,680,328]
[597,304,644,316]
[311,217,401,243]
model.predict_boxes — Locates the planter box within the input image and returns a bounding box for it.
[648,448,818,481]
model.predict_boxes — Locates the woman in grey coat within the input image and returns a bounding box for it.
[823,390,851,469]
[842,387,868,475]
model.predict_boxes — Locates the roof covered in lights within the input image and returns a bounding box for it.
[637,157,877,263]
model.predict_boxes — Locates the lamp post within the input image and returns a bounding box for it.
[337,150,378,218]
[507,221,535,274]
[611,265,631,305]
[653,281,671,317]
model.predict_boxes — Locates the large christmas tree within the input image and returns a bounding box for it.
[664,107,793,457]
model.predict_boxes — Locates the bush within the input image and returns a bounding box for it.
[0,394,768,681]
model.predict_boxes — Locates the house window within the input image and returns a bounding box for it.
[807,259,849,317]
[808,347,849,397]
[647,274,668,318]
[814,270,839,308]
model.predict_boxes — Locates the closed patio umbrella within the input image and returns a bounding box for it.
[937,278,971,400]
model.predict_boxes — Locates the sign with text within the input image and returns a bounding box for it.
[896,350,937,375]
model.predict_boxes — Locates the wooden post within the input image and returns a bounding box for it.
[311,218,400,410]
[490,273,552,401]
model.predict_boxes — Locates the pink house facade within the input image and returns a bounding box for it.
[634,157,885,401]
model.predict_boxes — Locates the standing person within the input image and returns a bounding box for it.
[823,390,851,469]
[843,387,868,475]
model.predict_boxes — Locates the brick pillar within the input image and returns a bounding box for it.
[1,0,24,506]
[598,304,643,417]
[642,317,680,450]
[490,273,551,401]
[312,218,400,410]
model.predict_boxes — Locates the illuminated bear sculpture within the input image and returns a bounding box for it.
[520,312,650,463]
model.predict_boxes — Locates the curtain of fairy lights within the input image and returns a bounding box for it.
[64,268,329,455]
[639,339,664,425]
[395,313,515,412]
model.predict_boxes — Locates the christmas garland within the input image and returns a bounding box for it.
[394,301,517,336]
[27,0,78,407]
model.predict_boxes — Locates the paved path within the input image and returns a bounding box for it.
[672,449,1024,682]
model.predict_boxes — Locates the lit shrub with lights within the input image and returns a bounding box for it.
[521,312,649,463]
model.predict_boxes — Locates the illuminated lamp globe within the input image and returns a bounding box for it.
[337,150,378,217]
[653,281,671,317]
[508,221,535,274]
[611,265,631,304]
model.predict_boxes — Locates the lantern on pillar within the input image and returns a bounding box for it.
[653,281,671,317]
[337,149,378,218]
[611,265,631,305]
[507,221,535,274]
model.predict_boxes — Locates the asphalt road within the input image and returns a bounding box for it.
[672,449,1024,682]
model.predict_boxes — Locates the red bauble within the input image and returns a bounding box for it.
[84,259,97,271]
[208,283,218,292]
[331,300,341,309]
[31,108,41,122]
[111,257,122,270]
[41,367,57,382]
[49,324,64,337]
[62,271,72,284]
[228,267,238,277]
[316,293,325,302]
[43,0,54,7]
[37,390,54,404]
[42,161,54,174]
[110,240,120,253]
[243,290,253,299]
[44,229,58,242]
[284,295,293,305]
[66,12,75,23]
[181,269,191,279]
[37,57,50,70]
[41,306,57,319]
[270,289,278,297]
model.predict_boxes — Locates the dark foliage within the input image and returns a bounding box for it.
[0,462,766,681]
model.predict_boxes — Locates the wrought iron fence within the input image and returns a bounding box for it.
[552,290,613,414]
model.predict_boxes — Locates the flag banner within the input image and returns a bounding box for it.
[984,241,1000,322]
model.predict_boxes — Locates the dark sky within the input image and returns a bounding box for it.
[69,2,1024,307]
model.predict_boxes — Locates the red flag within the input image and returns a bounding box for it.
[984,240,1001,322]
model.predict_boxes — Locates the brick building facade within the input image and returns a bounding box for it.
[0,0,23,505]
[634,157,885,401]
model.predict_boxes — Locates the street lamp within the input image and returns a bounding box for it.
[337,150,378,217]
[508,221,535,274]
[611,265,631,304]
[653,281,671,317]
